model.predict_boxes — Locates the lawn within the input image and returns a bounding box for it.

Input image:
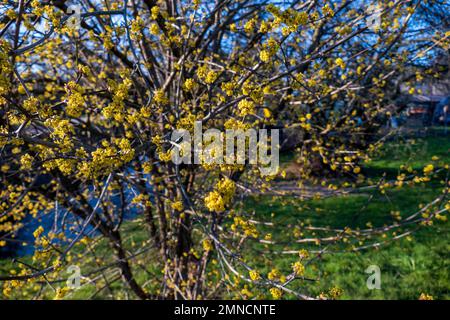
[243,186,449,299]
[240,132,449,299]
[0,133,448,300]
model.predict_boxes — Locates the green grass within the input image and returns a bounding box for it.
[312,230,449,299]
[1,133,448,299]
[243,185,449,299]
[364,134,450,178]
[240,132,449,299]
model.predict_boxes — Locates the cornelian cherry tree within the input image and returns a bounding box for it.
[0,0,448,299]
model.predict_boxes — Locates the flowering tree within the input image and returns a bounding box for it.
[0,0,448,299]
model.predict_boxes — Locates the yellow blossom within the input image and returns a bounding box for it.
[202,239,213,252]
[335,57,346,69]
[292,261,305,276]
[423,164,434,175]
[151,6,160,19]
[270,287,282,299]
[419,293,433,300]
[249,270,261,281]
[237,99,255,116]
[171,201,184,211]
[205,190,225,213]
[20,154,33,170]
[260,50,270,62]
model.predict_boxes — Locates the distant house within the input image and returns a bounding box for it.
[396,94,448,126]
[433,96,450,125]
[396,70,449,126]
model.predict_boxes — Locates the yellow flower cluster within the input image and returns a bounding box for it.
[237,99,255,116]
[205,71,218,84]
[231,216,259,238]
[151,6,160,20]
[177,114,197,130]
[54,287,70,300]
[33,226,44,238]
[154,89,169,105]
[216,178,236,203]
[335,57,346,69]
[204,178,236,213]
[197,65,218,84]
[193,0,201,9]
[142,161,153,173]
[423,164,434,175]
[221,82,235,96]
[23,96,39,113]
[0,126,8,148]
[171,200,184,212]
[158,149,174,162]
[0,42,12,106]
[322,4,335,17]
[149,23,159,35]
[249,270,261,281]
[291,261,305,276]
[266,5,308,30]
[131,17,144,41]
[205,190,225,213]
[79,138,135,179]
[205,178,236,212]
[202,239,213,252]
[242,80,264,103]
[298,249,309,259]
[328,287,343,299]
[224,118,250,131]
[55,159,76,175]
[44,117,75,152]
[184,78,196,91]
[270,287,282,299]
[244,18,257,33]
[117,137,135,162]
[20,154,34,170]
[260,50,270,63]
[65,81,85,118]
[419,293,433,300]
[267,268,281,281]
[103,78,133,121]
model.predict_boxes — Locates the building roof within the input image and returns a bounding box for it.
[406,94,447,103]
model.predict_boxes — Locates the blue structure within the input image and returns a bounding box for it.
[433,96,450,125]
